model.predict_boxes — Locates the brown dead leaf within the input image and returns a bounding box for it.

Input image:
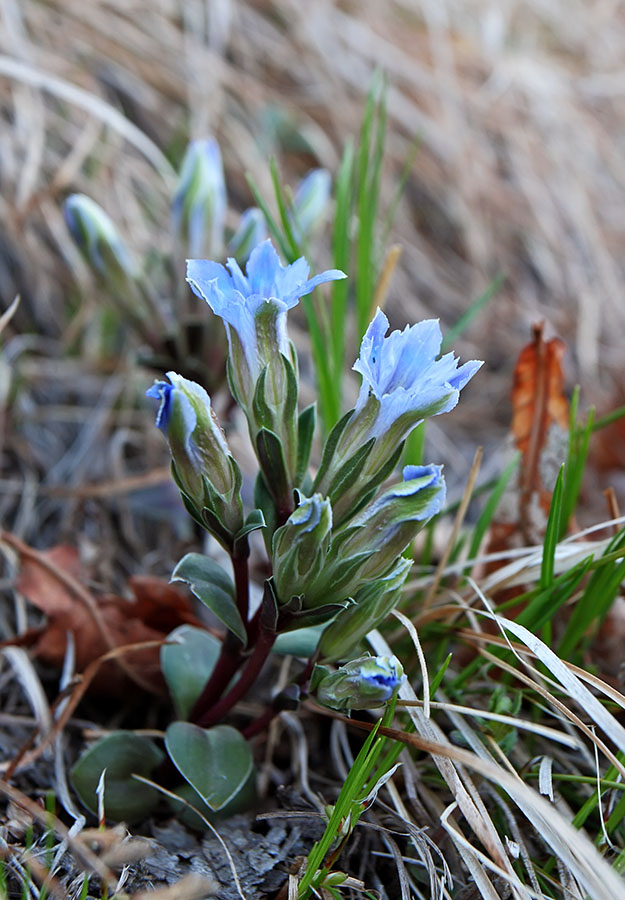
[512,322,569,536]
[3,532,204,697]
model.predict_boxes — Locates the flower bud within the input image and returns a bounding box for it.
[172,138,226,258]
[64,193,136,284]
[340,465,445,580]
[146,372,243,536]
[227,208,267,263]
[272,494,333,604]
[290,169,331,242]
[305,464,445,608]
[313,655,405,711]
[318,556,412,661]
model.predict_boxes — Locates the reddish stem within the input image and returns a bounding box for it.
[196,625,277,728]
[189,632,242,724]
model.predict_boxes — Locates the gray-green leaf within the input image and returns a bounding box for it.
[171,553,246,645]
[161,625,221,719]
[165,722,253,811]
[70,732,164,823]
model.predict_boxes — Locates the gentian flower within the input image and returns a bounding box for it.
[186,239,346,406]
[313,655,406,711]
[172,138,226,258]
[146,372,242,536]
[316,309,481,511]
[353,309,482,440]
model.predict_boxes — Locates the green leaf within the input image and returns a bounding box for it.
[70,732,164,823]
[235,508,266,541]
[171,553,246,645]
[165,722,253,811]
[161,625,221,720]
[167,773,257,828]
[273,624,326,657]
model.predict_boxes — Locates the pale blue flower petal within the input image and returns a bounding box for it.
[353,307,482,440]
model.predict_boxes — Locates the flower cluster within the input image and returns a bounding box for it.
[148,238,481,713]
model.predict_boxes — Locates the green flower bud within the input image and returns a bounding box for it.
[289,169,331,241]
[172,138,226,257]
[147,372,243,537]
[63,193,136,285]
[313,655,405,711]
[227,208,267,264]
[305,465,445,608]
[319,556,412,661]
[272,494,333,604]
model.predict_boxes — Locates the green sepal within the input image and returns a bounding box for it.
[256,427,290,507]
[313,409,354,490]
[254,472,278,552]
[252,365,274,431]
[279,597,352,631]
[260,578,280,633]
[281,352,299,427]
[333,440,406,527]
[327,438,375,503]
[171,553,246,646]
[296,403,316,485]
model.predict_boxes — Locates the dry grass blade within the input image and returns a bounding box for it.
[0,294,20,335]
[0,55,176,185]
[337,697,625,900]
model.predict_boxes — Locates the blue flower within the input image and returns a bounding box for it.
[353,308,482,440]
[186,240,346,389]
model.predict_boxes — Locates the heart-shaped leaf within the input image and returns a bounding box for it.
[161,625,221,719]
[171,553,246,645]
[165,722,253,811]
[70,732,164,823]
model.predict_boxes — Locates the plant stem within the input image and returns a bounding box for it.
[232,548,250,627]
[196,625,277,727]
[189,631,242,724]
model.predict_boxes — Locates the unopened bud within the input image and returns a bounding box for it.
[227,208,267,263]
[273,494,333,604]
[290,169,331,241]
[64,193,136,283]
[172,138,226,258]
[313,655,405,711]
[319,556,412,661]
[146,372,242,535]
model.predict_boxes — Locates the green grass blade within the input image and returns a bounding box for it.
[442,272,504,350]
[466,453,519,568]
[330,141,355,416]
[541,464,564,590]
[245,172,292,260]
